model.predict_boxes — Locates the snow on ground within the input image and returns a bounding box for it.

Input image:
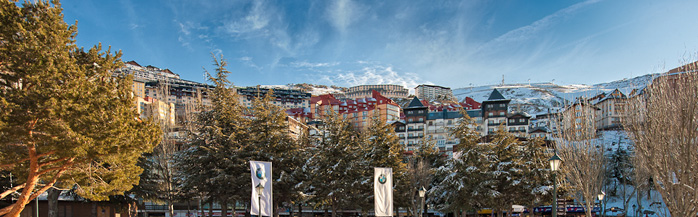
[309,87,344,96]
[451,74,655,115]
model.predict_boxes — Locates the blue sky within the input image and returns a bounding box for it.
[61,0,698,89]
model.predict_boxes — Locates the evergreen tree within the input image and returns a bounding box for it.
[517,138,554,212]
[247,89,306,217]
[0,1,161,216]
[354,114,408,212]
[485,127,527,216]
[306,111,360,217]
[432,111,484,214]
[176,56,249,217]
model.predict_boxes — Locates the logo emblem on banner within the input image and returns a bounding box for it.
[378,174,387,184]
[256,168,265,180]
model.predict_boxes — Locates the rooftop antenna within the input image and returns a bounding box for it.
[501,75,505,86]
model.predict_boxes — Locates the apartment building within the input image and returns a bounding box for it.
[593,89,626,130]
[136,96,176,126]
[415,84,456,101]
[304,90,401,130]
[345,84,409,99]
[237,86,311,109]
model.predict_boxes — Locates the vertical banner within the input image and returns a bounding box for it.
[250,161,273,217]
[374,167,393,217]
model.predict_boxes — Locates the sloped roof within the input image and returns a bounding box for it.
[529,126,551,133]
[508,112,532,118]
[406,97,426,108]
[597,89,627,104]
[487,89,506,100]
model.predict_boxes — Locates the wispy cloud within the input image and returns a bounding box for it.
[222,0,272,35]
[475,0,601,53]
[176,21,210,49]
[317,65,425,90]
[291,61,340,68]
[326,0,365,33]
[239,56,262,71]
[129,23,141,29]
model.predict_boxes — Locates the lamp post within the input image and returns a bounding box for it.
[418,187,426,217]
[549,153,562,217]
[256,184,265,217]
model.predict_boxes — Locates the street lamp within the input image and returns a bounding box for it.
[418,187,426,217]
[549,153,562,217]
[256,183,265,217]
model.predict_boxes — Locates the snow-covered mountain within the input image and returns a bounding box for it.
[452,73,656,116]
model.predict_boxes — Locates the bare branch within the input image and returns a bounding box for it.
[0,183,26,199]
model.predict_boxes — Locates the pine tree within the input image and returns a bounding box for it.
[306,111,361,217]
[486,127,527,216]
[247,89,306,217]
[176,55,249,217]
[517,138,554,212]
[432,110,484,214]
[353,114,408,213]
[0,1,161,216]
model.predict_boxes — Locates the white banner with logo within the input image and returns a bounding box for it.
[374,167,393,216]
[250,161,273,217]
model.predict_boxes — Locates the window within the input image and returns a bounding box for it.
[408,111,413,114]
[489,112,494,116]
[576,112,582,117]
[419,118,423,122]
[488,128,494,132]
[500,112,505,116]
[363,111,368,116]
[519,126,525,131]
[519,118,525,122]
[488,120,494,124]
[487,104,493,108]
[509,119,515,123]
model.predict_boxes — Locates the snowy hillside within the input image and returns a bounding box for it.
[259,84,345,96]
[452,74,656,115]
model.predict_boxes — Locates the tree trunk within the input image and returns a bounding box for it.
[92,203,98,217]
[273,201,279,217]
[48,188,60,217]
[199,198,205,217]
[5,146,41,217]
[131,201,139,217]
[221,198,228,217]
[208,201,213,217]
[331,199,337,217]
[298,204,302,217]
